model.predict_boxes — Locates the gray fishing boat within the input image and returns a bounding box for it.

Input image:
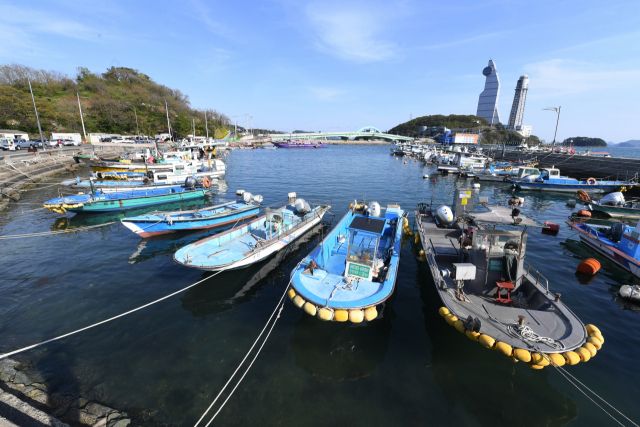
[414,191,603,369]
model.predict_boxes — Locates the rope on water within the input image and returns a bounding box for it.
[193,258,303,427]
[0,267,231,360]
[0,222,117,240]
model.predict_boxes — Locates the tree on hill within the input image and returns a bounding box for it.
[388,114,488,136]
[0,63,232,138]
[562,137,607,147]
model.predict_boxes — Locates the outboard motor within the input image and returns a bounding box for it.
[435,205,454,227]
[294,198,311,214]
[366,201,381,217]
[610,222,627,242]
[184,176,197,189]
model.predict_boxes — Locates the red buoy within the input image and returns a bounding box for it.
[577,210,591,218]
[577,258,601,275]
[542,221,560,235]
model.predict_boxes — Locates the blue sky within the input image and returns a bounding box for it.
[2,0,639,142]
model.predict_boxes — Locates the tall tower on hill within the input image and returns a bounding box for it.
[507,75,529,130]
[476,58,501,125]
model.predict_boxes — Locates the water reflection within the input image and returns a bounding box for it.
[289,301,393,381]
[415,261,578,426]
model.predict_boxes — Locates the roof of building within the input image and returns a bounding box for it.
[0,129,28,134]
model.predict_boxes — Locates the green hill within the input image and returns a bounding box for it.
[562,137,607,147]
[612,140,640,147]
[0,63,231,138]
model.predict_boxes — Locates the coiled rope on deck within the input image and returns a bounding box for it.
[0,267,230,360]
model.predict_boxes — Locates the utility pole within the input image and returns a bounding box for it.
[232,115,237,138]
[543,106,561,144]
[76,92,87,142]
[192,118,195,138]
[29,80,46,152]
[250,116,253,137]
[165,101,172,140]
[205,112,209,139]
[245,113,248,135]
[133,107,139,136]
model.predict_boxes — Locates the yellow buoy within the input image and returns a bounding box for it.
[478,334,496,349]
[293,295,305,308]
[547,353,565,367]
[591,331,604,344]
[287,289,296,300]
[438,307,450,318]
[419,250,425,257]
[587,336,602,350]
[364,306,378,321]
[585,324,600,335]
[494,341,513,356]
[575,347,591,362]
[527,362,545,370]
[513,348,532,363]
[465,330,481,341]
[582,342,597,357]
[563,351,581,365]
[445,314,458,326]
[414,234,421,244]
[334,310,348,322]
[303,302,317,316]
[349,309,364,323]
[317,307,333,321]
[531,353,550,366]
[454,320,466,334]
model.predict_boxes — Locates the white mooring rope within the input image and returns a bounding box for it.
[0,222,117,240]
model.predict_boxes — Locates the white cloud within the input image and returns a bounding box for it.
[308,86,344,101]
[305,3,397,62]
[524,59,640,99]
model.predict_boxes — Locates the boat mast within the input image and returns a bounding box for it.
[205,112,209,140]
[165,101,172,141]
[76,92,87,143]
[28,80,46,152]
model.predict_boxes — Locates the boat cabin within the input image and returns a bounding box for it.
[345,216,387,281]
[515,167,540,179]
[465,229,527,289]
[540,167,561,179]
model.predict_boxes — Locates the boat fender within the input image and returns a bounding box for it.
[293,295,305,308]
[334,310,349,322]
[590,331,604,344]
[563,351,581,365]
[364,306,378,321]
[531,353,550,366]
[288,289,296,300]
[587,336,602,350]
[349,309,364,323]
[317,307,334,321]
[454,320,466,334]
[576,209,591,218]
[439,307,450,318]
[577,190,591,202]
[414,234,421,244]
[582,342,597,357]
[303,302,317,316]
[202,177,211,188]
[585,324,600,335]
[494,341,513,356]
[587,177,597,185]
[577,259,600,275]
[575,347,591,362]
[465,330,481,341]
[527,362,545,370]
[444,313,458,326]
[478,335,495,349]
[547,353,565,367]
[513,348,532,363]
[418,250,426,262]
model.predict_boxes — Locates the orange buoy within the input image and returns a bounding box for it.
[577,210,591,218]
[577,258,601,275]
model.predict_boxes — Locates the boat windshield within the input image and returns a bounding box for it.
[347,230,379,266]
[473,230,526,255]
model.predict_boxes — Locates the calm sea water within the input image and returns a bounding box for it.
[1,145,639,426]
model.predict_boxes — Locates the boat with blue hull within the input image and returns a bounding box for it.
[43,180,210,214]
[507,166,634,193]
[567,220,640,278]
[287,201,405,323]
[121,192,262,238]
[173,194,332,271]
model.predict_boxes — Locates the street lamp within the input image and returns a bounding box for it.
[542,106,561,145]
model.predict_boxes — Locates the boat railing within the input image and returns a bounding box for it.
[261,196,332,212]
[523,260,550,294]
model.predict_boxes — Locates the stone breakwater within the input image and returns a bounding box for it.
[0,358,131,427]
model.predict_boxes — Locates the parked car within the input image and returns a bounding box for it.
[28,139,46,148]
[62,139,81,146]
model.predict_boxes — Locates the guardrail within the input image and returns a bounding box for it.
[523,259,550,294]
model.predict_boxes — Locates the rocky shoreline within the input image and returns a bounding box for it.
[0,358,132,427]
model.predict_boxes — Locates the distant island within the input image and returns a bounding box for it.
[562,137,607,147]
[610,140,640,147]
[388,114,541,145]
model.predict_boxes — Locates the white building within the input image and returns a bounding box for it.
[507,75,529,130]
[515,125,532,137]
[476,58,501,125]
[0,129,29,140]
[51,133,82,143]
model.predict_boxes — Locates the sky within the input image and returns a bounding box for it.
[1,0,639,142]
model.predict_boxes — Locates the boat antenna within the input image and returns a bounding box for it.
[28,80,46,152]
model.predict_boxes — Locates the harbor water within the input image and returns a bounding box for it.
[1,145,639,426]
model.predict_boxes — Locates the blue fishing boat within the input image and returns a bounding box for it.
[43,178,210,214]
[507,166,634,193]
[568,220,640,278]
[287,201,405,323]
[121,192,262,238]
[173,194,331,271]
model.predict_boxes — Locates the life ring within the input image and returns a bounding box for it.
[202,177,211,188]
[587,178,597,185]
